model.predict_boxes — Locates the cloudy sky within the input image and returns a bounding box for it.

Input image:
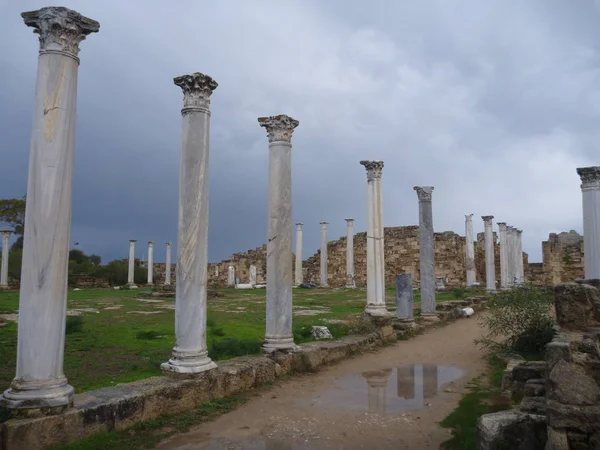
[1,0,599,264]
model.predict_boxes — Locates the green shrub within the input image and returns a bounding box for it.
[135,331,163,340]
[452,288,466,299]
[476,285,555,356]
[210,327,225,337]
[293,324,313,342]
[208,338,261,359]
[65,316,84,334]
[206,318,216,327]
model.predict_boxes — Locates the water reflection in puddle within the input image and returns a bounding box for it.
[306,364,465,414]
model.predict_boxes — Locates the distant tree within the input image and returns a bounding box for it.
[0,195,26,251]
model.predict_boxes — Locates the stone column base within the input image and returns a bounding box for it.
[261,336,296,354]
[0,285,10,290]
[364,303,389,317]
[420,312,440,323]
[345,283,356,289]
[1,379,74,416]
[126,283,138,289]
[161,351,217,375]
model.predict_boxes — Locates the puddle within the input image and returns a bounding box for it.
[304,364,466,414]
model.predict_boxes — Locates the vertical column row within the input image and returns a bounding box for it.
[0,230,11,289]
[464,215,476,287]
[414,187,436,315]
[320,222,328,286]
[345,218,355,288]
[482,216,496,293]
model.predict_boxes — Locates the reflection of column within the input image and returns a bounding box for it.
[362,369,392,413]
[320,222,328,286]
[482,216,496,292]
[165,242,172,286]
[2,6,99,412]
[0,231,11,289]
[147,241,154,285]
[465,214,476,287]
[422,364,439,399]
[345,218,355,288]
[396,365,415,400]
[294,223,303,285]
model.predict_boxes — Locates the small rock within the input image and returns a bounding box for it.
[311,326,333,340]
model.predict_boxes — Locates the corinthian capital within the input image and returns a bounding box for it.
[482,216,494,225]
[577,166,600,190]
[257,115,299,143]
[465,214,473,222]
[174,73,218,112]
[413,186,434,202]
[22,7,99,60]
[497,222,507,231]
[360,160,384,181]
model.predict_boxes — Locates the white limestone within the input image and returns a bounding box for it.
[1,6,99,412]
[507,226,516,286]
[482,216,496,292]
[165,242,172,286]
[249,265,257,284]
[294,223,303,285]
[227,266,235,287]
[0,231,11,289]
[147,241,154,285]
[361,161,388,316]
[414,186,436,315]
[464,215,476,287]
[127,240,137,287]
[516,230,524,283]
[345,218,356,288]
[578,167,600,278]
[497,222,508,289]
[259,114,299,352]
[161,72,218,374]
[320,222,329,286]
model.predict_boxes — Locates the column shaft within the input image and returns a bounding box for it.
[162,72,218,374]
[147,241,154,285]
[345,219,355,288]
[0,232,10,288]
[294,223,303,285]
[482,216,496,292]
[517,231,524,283]
[465,215,476,287]
[497,223,508,289]
[2,6,99,412]
[320,222,328,286]
[165,242,172,286]
[259,115,298,352]
[127,240,136,286]
[414,187,436,314]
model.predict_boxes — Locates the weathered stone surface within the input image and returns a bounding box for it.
[395,273,413,320]
[477,410,547,450]
[519,396,546,415]
[554,283,600,331]
[310,326,332,340]
[547,359,600,405]
[512,361,546,382]
[524,379,546,397]
[546,400,600,433]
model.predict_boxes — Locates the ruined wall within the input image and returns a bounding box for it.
[541,230,584,285]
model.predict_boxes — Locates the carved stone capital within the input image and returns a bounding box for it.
[465,214,473,222]
[482,216,494,226]
[577,166,600,190]
[413,186,434,202]
[148,241,154,245]
[497,222,507,231]
[320,222,329,228]
[258,115,299,144]
[22,7,99,61]
[0,230,13,236]
[360,160,384,181]
[345,218,355,223]
[174,73,218,112]
[129,239,137,243]
[296,223,303,227]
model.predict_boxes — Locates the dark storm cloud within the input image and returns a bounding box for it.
[2,0,600,265]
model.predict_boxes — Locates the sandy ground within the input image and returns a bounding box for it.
[156,316,487,450]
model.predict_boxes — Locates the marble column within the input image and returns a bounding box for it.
[249,265,257,284]
[345,218,355,288]
[507,226,516,286]
[577,167,600,278]
[497,222,508,289]
[395,273,413,320]
[165,242,172,286]
[319,222,329,287]
[227,266,235,287]
[361,160,388,316]
[147,241,154,285]
[517,230,524,283]
[127,240,137,287]
[0,231,11,289]
[414,186,436,315]
[294,223,303,285]
[482,216,496,292]
[1,7,99,412]
[259,114,299,353]
[161,72,218,374]
[464,214,476,287]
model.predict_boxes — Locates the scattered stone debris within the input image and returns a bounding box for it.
[311,325,333,339]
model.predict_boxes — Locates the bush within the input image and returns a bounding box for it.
[65,316,84,334]
[210,327,226,337]
[476,285,555,356]
[452,288,466,299]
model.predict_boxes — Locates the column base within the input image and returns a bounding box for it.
[161,350,217,374]
[1,378,74,414]
[345,283,356,289]
[0,285,10,290]
[126,283,138,289]
[486,288,497,293]
[364,303,389,316]
[261,336,296,353]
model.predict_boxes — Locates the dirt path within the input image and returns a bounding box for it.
[156,317,487,450]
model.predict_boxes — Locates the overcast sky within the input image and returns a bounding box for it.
[1,0,599,264]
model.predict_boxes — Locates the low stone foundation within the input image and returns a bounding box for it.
[0,298,487,450]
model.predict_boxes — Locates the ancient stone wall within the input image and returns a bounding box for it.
[541,230,584,285]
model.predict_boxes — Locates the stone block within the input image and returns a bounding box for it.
[519,396,546,415]
[476,410,547,450]
[554,283,600,331]
[547,359,600,405]
[524,379,545,397]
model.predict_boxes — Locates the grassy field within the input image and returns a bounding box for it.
[0,287,460,394]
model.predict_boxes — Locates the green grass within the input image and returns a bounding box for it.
[47,395,249,450]
[0,287,474,395]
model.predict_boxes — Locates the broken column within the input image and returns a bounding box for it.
[414,186,436,315]
[497,222,508,289]
[127,240,137,287]
[147,241,154,285]
[294,223,303,285]
[0,230,11,289]
[249,265,257,285]
[395,273,413,320]
[161,72,218,374]
[360,160,388,316]
[227,266,235,287]
[164,242,172,286]
[320,222,329,286]
[259,114,299,353]
[465,214,476,287]
[1,6,99,412]
[345,218,356,288]
[482,216,496,292]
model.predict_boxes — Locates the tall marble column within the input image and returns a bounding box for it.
[127,239,137,287]
[259,114,299,353]
[0,231,11,289]
[161,72,218,374]
[517,230,524,283]
[507,226,516,286]
[345,218,355,288]
[294,223,303,285]
[164,242,172,286]
[577,167,600,279]
[464,214,476,287]
[147,241,154,285]
[319,222,329,287]
[1,7,99,412]
[482,216,496,292]
[497,222,508,289]
[360,161,388,316]
[414,186,436,315]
